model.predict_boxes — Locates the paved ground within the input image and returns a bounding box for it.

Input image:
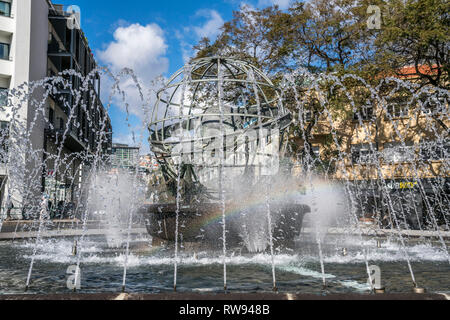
[0,293,447,300]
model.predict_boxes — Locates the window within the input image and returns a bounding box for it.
[48,108,54,125]
[387,103,409,118]
[0,87,7,106]
[0,1,11,17]
[352,144,376,164]
[0,43,9,60]
[421,95,448,115]
[312,146,320,159]
[420,142,450,161]
[304,110,313,122]
[353,105,374,121]
[383,142,415,163]
[0,121,9,163]
[386,97,409,118]
[0,120,8,132]
[90,132,95,149]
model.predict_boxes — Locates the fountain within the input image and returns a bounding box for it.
[143,57,311,253]
[0,56,448,297]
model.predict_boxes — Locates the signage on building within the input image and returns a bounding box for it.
[386,181,418,190]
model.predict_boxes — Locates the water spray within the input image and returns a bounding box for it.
[72,239,78,256]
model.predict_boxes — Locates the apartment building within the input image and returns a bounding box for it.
[0,0,112,219]
[111,144,140,170]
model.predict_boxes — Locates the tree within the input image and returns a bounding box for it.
[194,5,293,77]
[191,0,449,160]
[288,0,373,73]
[373,0,449,90]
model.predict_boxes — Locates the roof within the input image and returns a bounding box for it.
[112,144,140,150]
[396,64,440,79]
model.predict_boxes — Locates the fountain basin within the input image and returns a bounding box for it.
[140,202,311,249]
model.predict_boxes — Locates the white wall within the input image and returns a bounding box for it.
[3,0,49,216]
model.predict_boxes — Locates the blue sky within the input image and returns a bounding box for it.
[54,0,294,153]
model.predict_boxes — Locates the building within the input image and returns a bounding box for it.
[293,66,449,230]
[0,0,112,219]
[111,144,140,170]
[139,154,159,172]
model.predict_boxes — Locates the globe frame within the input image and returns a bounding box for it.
[148,57,291,181]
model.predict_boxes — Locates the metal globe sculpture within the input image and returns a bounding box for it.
[149,57,292,199]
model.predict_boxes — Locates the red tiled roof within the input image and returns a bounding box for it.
[396,64,440,79]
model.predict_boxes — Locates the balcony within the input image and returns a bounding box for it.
[45,126,86,153]
[50,92,72,116]
[0,15,14,34]
[48,35,70,56]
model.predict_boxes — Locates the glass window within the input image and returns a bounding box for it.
[0,87,7,106]
[387,103,409,118]
[386,96,409,118]
[304,110,313,122]
[383,142,415,163]
[353,105,374,121]
[0,120,8,131]
[0,1,11,17]
[352,144,376,164]
[421,95,448,115]
[0,43,9,60]
[420,141,450,161]
[0,120,9,163]
[48,108,54,124]
[312,146,320,159]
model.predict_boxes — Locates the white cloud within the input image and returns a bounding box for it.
[257,0,292,10]
[113,132,136,146]
[193,10,225,40]
[98,23,169,120]
[99,23,169,82]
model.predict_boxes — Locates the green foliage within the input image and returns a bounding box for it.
[191,0,449,160]
[193,0,448,87]
[374,0,449,89]
[194,5,294,77]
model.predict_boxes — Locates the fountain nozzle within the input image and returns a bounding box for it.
[374,287,386,294]
[72,240,78,256]
[413,285,426,294]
